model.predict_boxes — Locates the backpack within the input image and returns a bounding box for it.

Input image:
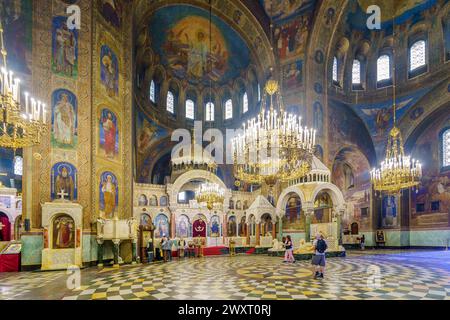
[316,239,327,253]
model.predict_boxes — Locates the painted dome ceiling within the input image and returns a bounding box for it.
[148,5,252,86]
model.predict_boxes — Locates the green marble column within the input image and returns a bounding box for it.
[305,212,312,243]
[132,240,137,264]
[113,240,120,267]
[336,211,343,245]
[277,218,283,241]
[97,240,104,268]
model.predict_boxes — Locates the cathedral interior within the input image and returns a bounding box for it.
[0,0,450,301]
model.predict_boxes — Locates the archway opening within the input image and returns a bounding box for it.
[0,212,11,242]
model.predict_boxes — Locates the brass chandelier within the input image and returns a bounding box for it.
[0,19,47,150]
[370,20,422,194]
[195,181,225,210]
[231,80,315,187]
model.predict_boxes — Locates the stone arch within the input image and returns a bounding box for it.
[170,169,228,206]
[276,186,307,217]
[310,183,345,212]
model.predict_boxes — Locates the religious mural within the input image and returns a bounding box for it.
[140,213,152,227]
[51,162,77,201]
[177,214,190,238]
[227,216,237,237]
[100,45,119,97]
[52,214,75,249]
[52,16,78,78]
[332,148,371,231]
[138,194,147,206]
[283,193,304,230]
[381,195,399,228]
[99,108,119,160]
[261,0,317,22]
[98,0,123,29]
[99,171,118,218]
[282,60,302,89]
[210,215,221,237]
[154,214,169,238]
[273,14,310,61]
[136,110,169,162]
[313,192,333,224]
[51,89,77,149]
[410,117,450,227]
[347,0,437,31]
[148,5,251,85]
[193,215,207,238]
[0,0,32,75]
[313,102,324,136]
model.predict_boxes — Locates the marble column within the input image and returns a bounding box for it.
[223,215,227,241]
[97,239,104,268]
[305,210,313,243]
[112,239,121,268]
[256,223,260,246]
[337,209,345,246]
[132,239,137,264]
[277,218,283,241]
[271,222,276,239]
[170,213,176,238]
[246,224,250,246]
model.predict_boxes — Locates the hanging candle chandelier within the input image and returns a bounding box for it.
[370,123,422,194]
[231,80,315,187]
[0,20,48,150]
[195,181,225,210]
[370,20,422,194]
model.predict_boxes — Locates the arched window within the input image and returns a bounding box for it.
[186,99,195,120]
[442,128,450,168]
[352,59,361,84]
[149,80,156,103]
[206,102,214,121]
[14,156,23,176]
[410,40,426,72]
[243,92,248,114]
[225,99,233,120]
[166,91,174,114]
[332,56,338,82]
[377,55,391,82]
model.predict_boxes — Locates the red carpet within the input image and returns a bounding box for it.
[245,248,255,255]
[203,246,228,256]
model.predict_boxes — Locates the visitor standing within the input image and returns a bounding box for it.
[312,234,327,279]
[360,234,365,250]
[161,234,170,262]
[283,235,295,263]
[178,238,186,258]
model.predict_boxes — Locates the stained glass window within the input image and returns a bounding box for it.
[443,129,450,167]
[186,99,195,120]
[243,92,248,113]
[206,102,214,122]
[166,91,174,113]
[150,80,156,103]
[225,99,233,119]
[332,56,338,82]
[14,156,23,176]
[352,59,361,84]
[377,55,391,82]
[410,40,426,71]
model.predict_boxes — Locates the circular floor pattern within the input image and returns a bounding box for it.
[1,252,449,300]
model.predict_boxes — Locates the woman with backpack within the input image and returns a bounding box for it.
[312,234,328,279]
[283,235,296,263]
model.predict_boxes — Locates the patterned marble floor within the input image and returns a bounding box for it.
[1,250,450,300]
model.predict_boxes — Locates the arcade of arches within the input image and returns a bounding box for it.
[0,0,449,301]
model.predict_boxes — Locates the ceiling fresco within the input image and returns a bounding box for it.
[148,5,251,86]
[259,0,318,23]
[347,0,440,31]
